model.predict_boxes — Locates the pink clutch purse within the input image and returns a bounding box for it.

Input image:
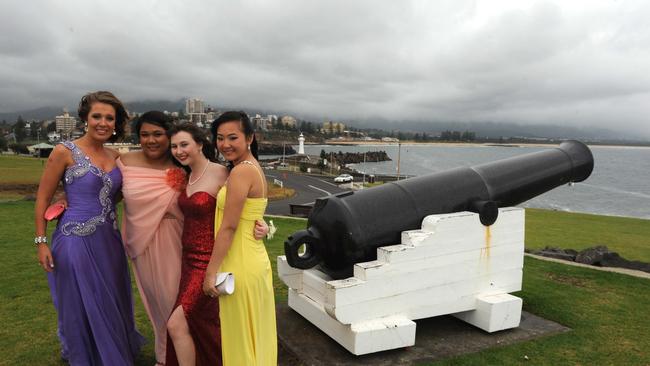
[44,203,65,221]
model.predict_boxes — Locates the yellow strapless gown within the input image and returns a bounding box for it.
[215,186,277,365]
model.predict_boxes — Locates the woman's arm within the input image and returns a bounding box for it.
[34,145,71,272]
[108,148,124,203]
[202,165,256,297]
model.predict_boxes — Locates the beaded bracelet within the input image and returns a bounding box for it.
[34,236,48,246]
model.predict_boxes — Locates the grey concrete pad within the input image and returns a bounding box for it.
[277,304,570,366]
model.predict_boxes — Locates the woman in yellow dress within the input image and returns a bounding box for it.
[203,111,277,365]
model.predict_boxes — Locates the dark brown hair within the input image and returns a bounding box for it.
[77,91,129,142]
[169,122,217,165]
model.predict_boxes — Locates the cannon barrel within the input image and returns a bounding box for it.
[285,140,594,278]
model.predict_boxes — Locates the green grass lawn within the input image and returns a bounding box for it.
[0,155,47,184]
[433,257,650,365]
[526,208,650,263]
[1,201,649,365]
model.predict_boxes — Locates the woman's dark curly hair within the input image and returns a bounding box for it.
[134,110,173,137]
[77,91,129,143]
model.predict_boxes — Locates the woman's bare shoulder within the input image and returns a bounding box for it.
[119,150,141,165]
[228,162,260,182]
[104,147,122,160]
[44,144,74,169]
[210,162,228,174]
[51,143,71,155]
[48,144,72,160]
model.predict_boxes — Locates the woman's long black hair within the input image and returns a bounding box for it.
[210,111,258,170]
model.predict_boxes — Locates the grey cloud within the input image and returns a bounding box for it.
[1,0,649,139]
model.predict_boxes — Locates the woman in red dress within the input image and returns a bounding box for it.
[165,123,267,366]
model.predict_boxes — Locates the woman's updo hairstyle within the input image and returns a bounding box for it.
[135,110,173,137]
[78,91,129,143]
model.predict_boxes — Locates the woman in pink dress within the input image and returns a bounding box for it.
[118,111,185,365]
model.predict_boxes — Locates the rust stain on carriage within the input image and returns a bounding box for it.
[480,226,492,259]
[479,226,493,275]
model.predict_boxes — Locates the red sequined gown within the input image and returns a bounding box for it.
[166,191,221,366]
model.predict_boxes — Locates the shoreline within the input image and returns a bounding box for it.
[309,141,650,149]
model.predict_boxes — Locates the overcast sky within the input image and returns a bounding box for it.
[1,0,649,137]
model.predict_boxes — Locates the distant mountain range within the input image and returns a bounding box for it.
[350,119,635,141]
[0,99,187,122]
[1,99,645,142]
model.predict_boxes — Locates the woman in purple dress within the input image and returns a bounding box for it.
[34,91,144,365]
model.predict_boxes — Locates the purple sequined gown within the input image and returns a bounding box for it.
[47,141,144,365]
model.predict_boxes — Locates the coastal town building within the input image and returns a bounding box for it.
[70,130,84,139]
[189,113,208,125]
[280,115,297,128]
[47,131,61,142]
[186,98,208,125]
[322,121,346,134]
[252,115,268,130]
[55,110,77,133]
[163,110,180,118]
[252,114,279,131]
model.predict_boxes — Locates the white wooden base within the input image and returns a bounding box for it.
[453,293,523,332]
[288,288,416,355]
[278,208,525,355]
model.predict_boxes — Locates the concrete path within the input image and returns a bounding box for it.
[525,253,650,279]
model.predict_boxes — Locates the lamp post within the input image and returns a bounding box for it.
[362,151,366,188]
[396,142,401,181]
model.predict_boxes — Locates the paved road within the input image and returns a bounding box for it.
[265,170,349,216]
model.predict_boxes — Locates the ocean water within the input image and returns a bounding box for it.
[299,144,650,220]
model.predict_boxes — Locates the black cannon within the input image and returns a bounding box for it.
[284,140,594,279]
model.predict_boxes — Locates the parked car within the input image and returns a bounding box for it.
[334,174,354,183]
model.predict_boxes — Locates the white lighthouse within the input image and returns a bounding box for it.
[298,133,305,155]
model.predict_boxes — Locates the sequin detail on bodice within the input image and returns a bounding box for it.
[178,191,217,259]
[176,190,218,314]
[58,141,121,236]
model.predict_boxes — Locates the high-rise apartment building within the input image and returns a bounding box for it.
[185,98,205,114]
[55,110,77,132]
[186,98,208,126]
